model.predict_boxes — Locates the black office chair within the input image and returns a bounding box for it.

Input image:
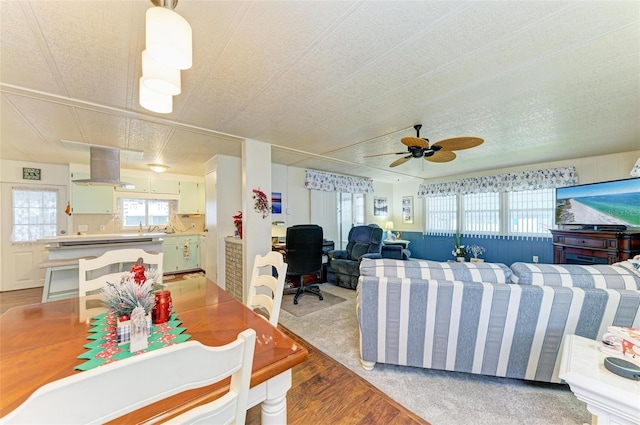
[284,224,324,305]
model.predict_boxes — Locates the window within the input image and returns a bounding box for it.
[12,187,58,242]
[423,189,555,237]
[508,188,555,236]
[425,195,457,234]
[462,192,499,234]
[119,198,175,229]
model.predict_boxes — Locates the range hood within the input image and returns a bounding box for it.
[72,146,134,188]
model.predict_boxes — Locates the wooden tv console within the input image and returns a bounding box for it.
[550,228,640,265]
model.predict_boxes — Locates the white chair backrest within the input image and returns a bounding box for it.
[78,248,163,297]
[0,329,256,425]
[246,251,287,326]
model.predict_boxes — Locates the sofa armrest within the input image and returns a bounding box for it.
[328,250,349,260]
[381,245,403,260]
[360,253,382,261]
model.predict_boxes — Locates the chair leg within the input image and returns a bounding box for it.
[293,275,323,305]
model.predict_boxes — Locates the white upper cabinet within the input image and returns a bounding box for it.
[179,181,205,214]
[150,179,180,195]
[115,176,149,193]
[71,172,114,214]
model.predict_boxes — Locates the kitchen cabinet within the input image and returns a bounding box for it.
[71,172,114,214]
[162,235,200,273]
[150,179,180,195]
[179,181,205,214]
[114,176,149,193]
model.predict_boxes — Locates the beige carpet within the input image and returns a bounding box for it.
[281,288,346,317]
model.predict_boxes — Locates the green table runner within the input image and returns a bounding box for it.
[76,312,190,371]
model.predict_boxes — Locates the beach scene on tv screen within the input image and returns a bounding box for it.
[556,179,640,226]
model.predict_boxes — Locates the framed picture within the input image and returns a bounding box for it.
[271,192,282,214]
[373,196,388,217]
[402,196,413,224]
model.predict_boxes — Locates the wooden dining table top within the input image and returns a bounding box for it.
[0,277,308,423]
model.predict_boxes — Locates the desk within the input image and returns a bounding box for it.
[0,277,308,424]
[559,334,640,425]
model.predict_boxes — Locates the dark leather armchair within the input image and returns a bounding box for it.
[326,225,383,289]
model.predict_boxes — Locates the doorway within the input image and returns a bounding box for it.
[336,193,364,249]
[1,183,68,291]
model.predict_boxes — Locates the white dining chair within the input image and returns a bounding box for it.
[246,251,287,326]
[78,248,163,320]
[0,329,256,425]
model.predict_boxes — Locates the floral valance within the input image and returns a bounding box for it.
[417,166,577,197]
[304,170,374,194]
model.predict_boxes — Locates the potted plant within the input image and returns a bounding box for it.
[468,245,486,262]
[452,233,467,262]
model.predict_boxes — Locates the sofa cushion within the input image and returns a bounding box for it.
[359,258,511,283]
[510,262,640,290]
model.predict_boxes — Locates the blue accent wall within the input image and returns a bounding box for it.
[399,232,553,265]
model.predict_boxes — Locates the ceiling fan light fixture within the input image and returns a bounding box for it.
[146,5,192,70]
[139,77,173,114]
[142,50,181,95]
[148,163,169,173]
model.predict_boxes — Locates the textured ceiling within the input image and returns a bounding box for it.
[1,1,639,183]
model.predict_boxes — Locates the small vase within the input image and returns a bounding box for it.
[456,257,466,262]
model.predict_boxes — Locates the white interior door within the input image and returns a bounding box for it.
[1,183,68,291]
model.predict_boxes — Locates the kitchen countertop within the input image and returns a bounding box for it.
[39,232,166,245]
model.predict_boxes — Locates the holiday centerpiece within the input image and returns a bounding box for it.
[101,258,163,348]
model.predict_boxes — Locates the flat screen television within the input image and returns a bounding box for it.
[555,178,640,229]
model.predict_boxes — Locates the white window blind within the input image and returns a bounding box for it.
[12,187,58,243]
[425,195,457,235]
[462,192,499,234]
[508,188,555,236]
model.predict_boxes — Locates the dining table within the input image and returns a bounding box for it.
[0,276,308,424]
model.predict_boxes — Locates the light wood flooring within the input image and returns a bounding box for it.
[0,285,429,425]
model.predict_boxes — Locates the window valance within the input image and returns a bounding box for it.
[305,170,374,194]
[417,166,577,197]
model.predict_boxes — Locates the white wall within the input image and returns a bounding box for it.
[204,154,241,288]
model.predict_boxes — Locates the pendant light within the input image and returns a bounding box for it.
[141,50,181,95]
[139,77,172,114]
[145,0,192,70]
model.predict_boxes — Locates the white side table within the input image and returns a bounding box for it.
[382,239,410,249]
[559,334,640,425]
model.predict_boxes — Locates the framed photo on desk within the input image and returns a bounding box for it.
[402,196,413,224]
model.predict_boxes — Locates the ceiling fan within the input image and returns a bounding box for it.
[365,124,484,168]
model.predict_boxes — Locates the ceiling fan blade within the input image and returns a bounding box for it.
[433,137,484,151]
[425,150,456,163]
[363,151,406,158]
[390,156,411,167]
[401,136,428,149]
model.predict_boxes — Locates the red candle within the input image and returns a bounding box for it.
[152,290,172,324]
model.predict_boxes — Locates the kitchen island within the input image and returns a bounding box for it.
[38,233,164,302]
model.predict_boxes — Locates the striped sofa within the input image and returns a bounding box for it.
[356,259,640,383]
